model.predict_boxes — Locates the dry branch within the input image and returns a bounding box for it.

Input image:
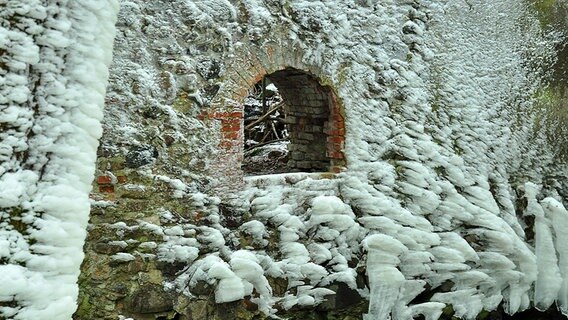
[244,101,285,131]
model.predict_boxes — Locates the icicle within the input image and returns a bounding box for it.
[525,183,561,310]
[543,198,568,315]
[363,235,407,320]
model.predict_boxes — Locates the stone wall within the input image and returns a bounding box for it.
[75,1,567,320]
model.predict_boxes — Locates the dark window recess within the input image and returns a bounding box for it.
[242,68,345,175]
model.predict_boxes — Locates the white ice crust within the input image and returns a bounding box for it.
[0,1,119,319]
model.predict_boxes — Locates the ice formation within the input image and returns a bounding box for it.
[0,1,119,318]
[1,0,567,320]
[130,1,563,319]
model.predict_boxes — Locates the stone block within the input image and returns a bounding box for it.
[296,161,313,169]
[94,242,127,255]
[291,152,305,161]
[125,145,158,168]
[127,284,174,314]
[317,282,363,311]
[285,116,297,124]
[311,125,323,132]
[297,132,314,140]
[292,144,309,152]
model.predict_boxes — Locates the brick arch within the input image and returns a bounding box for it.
[202,47,346,188]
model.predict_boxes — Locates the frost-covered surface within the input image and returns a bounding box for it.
[0,1,119,319]
[88,0,568,319]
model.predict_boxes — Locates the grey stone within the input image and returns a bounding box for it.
[127,284,173,314]
[297,132,314,140]
[125,145,158,168]
[291,152,304,161]
[190,280,214,296]
[93,242,126,255]
[200,84,220,106]
[317,282,362,311]
[196,58,222,80]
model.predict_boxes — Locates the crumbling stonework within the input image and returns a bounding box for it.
[76,1,567,320]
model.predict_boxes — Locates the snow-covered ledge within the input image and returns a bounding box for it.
[244,172,338,188]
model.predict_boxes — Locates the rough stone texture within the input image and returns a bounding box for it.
[127,284,174,314]
[76,1,567,320]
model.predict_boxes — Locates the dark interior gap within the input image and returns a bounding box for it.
[242,68,335,176]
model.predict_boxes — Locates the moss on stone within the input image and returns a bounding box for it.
[532,85,568,160]
[173,92,196,114]
[531,0,558,27]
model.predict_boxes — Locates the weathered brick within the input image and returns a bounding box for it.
[222,131,239,139]
[97,176,113,185]
[99,185,115,193]
[326,151,345,159]
[327,136,345,144]
[328,128,345,136]
[222,123,241,132]
[335,120,345,129]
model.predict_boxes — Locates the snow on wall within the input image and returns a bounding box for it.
[0,1,119,319]
[83,0,567,319]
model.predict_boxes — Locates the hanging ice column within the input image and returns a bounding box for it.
[543,197,568,315]
[525,182,568,315]
[363,234,408,320]
[525,183,562,310]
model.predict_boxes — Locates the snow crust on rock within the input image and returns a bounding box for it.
[0,1,119,318]
[98,0,567,319]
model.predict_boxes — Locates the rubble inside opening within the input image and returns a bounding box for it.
[242,68,345,176]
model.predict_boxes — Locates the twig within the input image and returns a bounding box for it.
[270,122,279,139]
[245,101,284,130]
[259,128,271,143]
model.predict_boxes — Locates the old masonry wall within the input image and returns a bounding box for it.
[77,1,568,320]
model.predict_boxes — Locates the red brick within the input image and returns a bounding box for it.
[197,110,212,120]
[328,141,344,149]
[97,176,112,185]
[99,185,115,193]
[328,129,345,136]
[210,111,243,120]
[117,176,127,183]
[221,124,238,131]
[327,151,345,159]
[223,119,241,125]
[253,73,265,84]
[220,140,241,148]
[334,120,345,129]
[223,131,239,139]
[211,111,226,119]
[327,136,345,143]
[228,111,242,118]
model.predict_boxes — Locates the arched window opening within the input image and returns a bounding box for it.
[242,68,345,176]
